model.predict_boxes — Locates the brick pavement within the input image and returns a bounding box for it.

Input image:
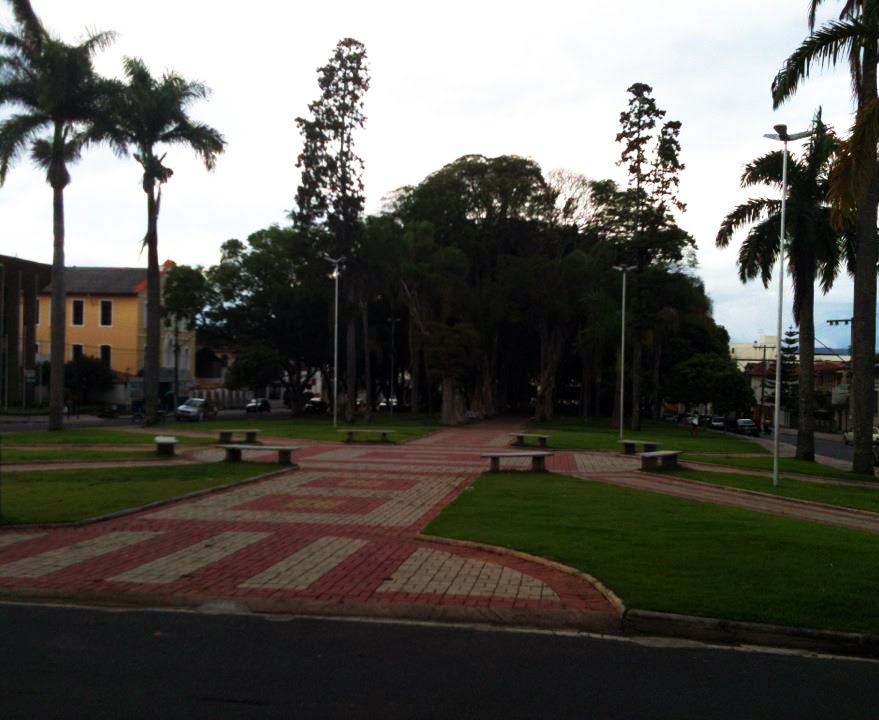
[0,419,619,629]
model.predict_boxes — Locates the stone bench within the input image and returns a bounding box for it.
[481,451,553,473]
[509,433,550,448]
[217,429,262,445]
[219,444,301,465]
[154,436,178,457]
[640,450,682,471]
[338,428,395,443]
[619,439,659,455]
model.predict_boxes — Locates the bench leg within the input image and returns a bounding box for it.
[157,444,175,457]
[278,449,293,465]
[381,433,389,443]
[660,456,678,470]
[513,436,523,446]
[622,444,635,455]
[219,432,232,444]
[532,455,546,472]
[644,442,658,453]
[538,437,547,448]
[490,457,500,472]
[245,432,259,444]
[641,457,658,471]
[345,432,354,444]
[225,448,242,462]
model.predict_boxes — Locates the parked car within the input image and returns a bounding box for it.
[730,418,760,437]
[175,397,217,421]
[303,397,328,415]
[710,416,726,430]
[245,397,271,413]
[842,426,879,445]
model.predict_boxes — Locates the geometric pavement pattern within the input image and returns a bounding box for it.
[0,418,619,625]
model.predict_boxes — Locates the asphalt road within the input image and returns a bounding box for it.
[777,428,853,462]
[1,603,876,719]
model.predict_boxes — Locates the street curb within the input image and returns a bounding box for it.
[0,467,292,530]
[416,532,626,616]
[623,608,879,659]
[0,587,620,634]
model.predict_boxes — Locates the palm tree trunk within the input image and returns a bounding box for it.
[796,278,816,461]
[144,184,161,426]
[852,42,879,475]
[48,183,66,431]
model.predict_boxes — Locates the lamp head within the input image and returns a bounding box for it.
[773,124,788,141]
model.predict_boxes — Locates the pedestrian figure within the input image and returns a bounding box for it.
[690,415,699,437]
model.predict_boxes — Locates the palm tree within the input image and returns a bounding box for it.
[772,1,879,473]
[717,111,844,461]
[0,0,115,430]
[107,57,225,424]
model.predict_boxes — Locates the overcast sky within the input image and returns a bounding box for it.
[0,0,863,348]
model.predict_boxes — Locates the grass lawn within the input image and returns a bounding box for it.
[425,471,879,634]
[2,447,164,464]
[683,453,877,483]
[665,468,879,514]
[1,428,211,445]
[529,418,767,454]
[164,413,441,443]
[0,463,280,525]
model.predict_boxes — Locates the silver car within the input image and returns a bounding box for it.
[175,398,209,421]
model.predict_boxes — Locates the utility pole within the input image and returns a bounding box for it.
[753,342,775,433]
[827,317,854,432]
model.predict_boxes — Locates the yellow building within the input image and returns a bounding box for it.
[35,262,196,397]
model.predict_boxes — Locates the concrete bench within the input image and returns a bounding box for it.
[154,436,178,457]
[509,433,550,448]
[619,439,659,455]
[640,450,682,471]
[219,444,300,465]
[338,428,395,443]
[481,451,553,473]
[217,429,262,445]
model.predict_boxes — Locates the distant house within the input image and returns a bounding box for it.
[35,260,196,407]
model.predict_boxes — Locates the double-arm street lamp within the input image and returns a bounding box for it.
[323,254,345,427]
[763,123,812,486]
[613,264,637,442]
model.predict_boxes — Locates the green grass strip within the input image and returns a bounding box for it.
[1,428,211,445]
[668,468,879,514]
[0,463,279,525]
[683,453,877,483]
[529,418,767,454]
[3,448,164,464]
[425,471,879,634]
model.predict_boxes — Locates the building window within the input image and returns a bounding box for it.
[72,344,84,361]
[72,299,84,326]
[100,299,113,326]
[100,345,112,368]
[34,343,40,355]
[35,297,40,325]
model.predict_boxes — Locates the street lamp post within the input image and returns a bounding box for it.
[613,264,637,442]
[764,124,812,487]
[323,255,345,428]
[753,342,775,434]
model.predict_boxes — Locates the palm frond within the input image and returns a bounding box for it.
[738,216,781,287]
[159,121,225,170]
[772,19,866,108]
[740,151,785,188]
[77,29,117,56]
[828,96,879,224]
[716,197,780,247]
[7,0,44,55]
[0,111,46,183]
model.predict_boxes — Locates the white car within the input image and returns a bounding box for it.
[842,426,879,445]
[175,397,216,421]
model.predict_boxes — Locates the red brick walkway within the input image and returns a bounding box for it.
[0,420,619,629]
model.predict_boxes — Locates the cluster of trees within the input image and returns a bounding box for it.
[0,0,224,429]
[199,49,746,425]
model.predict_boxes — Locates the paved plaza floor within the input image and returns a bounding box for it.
[0,420,620,629]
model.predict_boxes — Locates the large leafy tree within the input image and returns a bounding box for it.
[105,57,225,425]
[294,38,370,423]
[0,0,115,430]
[716,111,843,461]
[162,263,210,409]
[772,0,879,473]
